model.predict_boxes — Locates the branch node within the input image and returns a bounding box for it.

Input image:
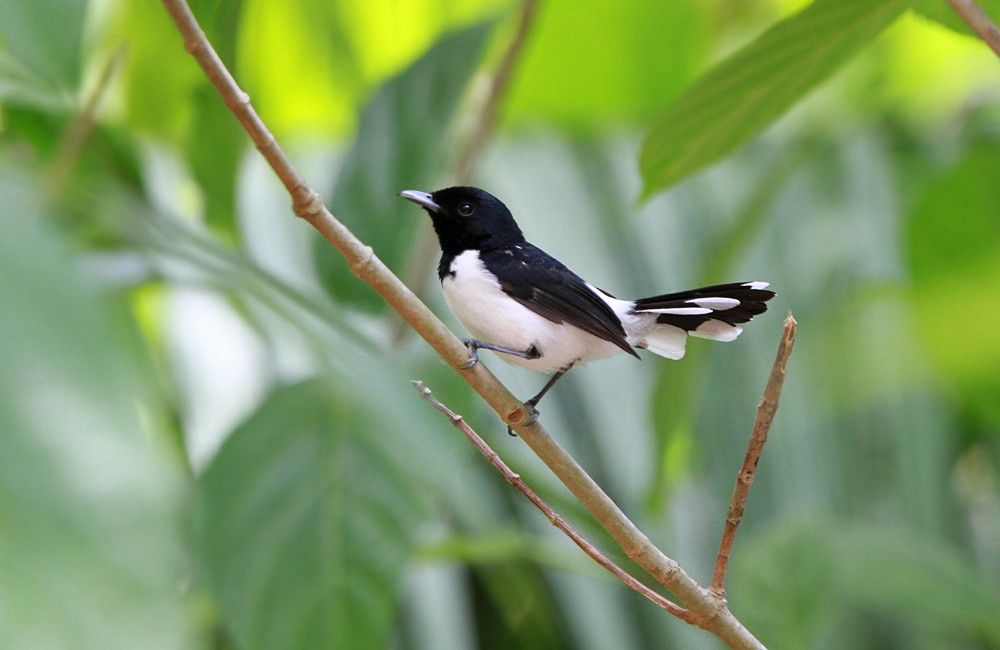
[292,188,323,220]
[348,245,376,278]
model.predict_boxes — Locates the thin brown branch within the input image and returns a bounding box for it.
[948,0,1000,59]
[412,380,693,622]
[160,3,767,647]
[711,312,797,595]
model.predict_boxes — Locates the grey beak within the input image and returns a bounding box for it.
[399,190,441,213]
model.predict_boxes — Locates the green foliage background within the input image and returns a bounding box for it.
[2,0,1000,648]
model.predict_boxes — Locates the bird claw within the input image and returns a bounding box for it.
[459,339,480,370]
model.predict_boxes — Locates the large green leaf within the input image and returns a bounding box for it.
[195,379,427,649]
[315,20,495,309]
[639,0,906,197]
[0,171,189,650]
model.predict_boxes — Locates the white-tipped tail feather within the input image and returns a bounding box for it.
[624,281,774,360]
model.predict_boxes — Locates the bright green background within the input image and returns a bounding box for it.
[3,0,1000,648]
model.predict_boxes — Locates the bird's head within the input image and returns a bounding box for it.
[400,186,525,254]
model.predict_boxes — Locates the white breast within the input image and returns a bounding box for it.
[441,250,628,372]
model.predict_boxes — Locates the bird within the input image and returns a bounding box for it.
[400,186,775,431]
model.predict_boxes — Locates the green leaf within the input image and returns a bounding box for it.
[0,169,190,650]
[195,379,427,650]
[907,138,1000,426]
[0,0,87,110]
[639,0,906,197]
[506,0,708,129]
[315,20,495,309]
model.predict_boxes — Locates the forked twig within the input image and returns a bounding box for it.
[711,312,797,594]
[412,380,693,622]
[160,2,771,647]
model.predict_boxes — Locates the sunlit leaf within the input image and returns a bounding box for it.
[506,0,708,129]
[0,170,189,650]
[639,0,906,197]
[315,20,495,309]
[195,379,427,650]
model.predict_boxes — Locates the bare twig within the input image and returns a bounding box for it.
[412,380,692,621]
[160,3,768,647]
[948,0,1000,59]
[711,312,797,595]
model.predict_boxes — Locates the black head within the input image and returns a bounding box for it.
[399,186,525,255]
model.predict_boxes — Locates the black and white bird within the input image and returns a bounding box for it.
[400,186,775,427]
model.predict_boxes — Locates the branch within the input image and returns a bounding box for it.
[412,380,692,621]
[711,312,797,595]
[948,0,1000,59]
[160,2,767,647]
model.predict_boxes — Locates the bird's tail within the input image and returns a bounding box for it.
[630,281,775,360]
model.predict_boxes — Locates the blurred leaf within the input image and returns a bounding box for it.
[639,0,906,197]
[117,1,205,138]
[732,520,841,648]
[195,379,427,650]
[0,170,189,650]
[0,0,86,107]
[185,85,246,236]
[833,525,1000,642]
[191,0,244,68]
[315,20,495,309]
[911,0,1000,38]
[507,0,708,129]
[907,139,1000,425]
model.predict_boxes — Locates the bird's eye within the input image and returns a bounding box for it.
[457,202,475,217]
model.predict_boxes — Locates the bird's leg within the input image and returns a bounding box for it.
[459,339,540,370]
[507,364,574,437]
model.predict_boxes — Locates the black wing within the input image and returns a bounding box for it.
[481,244,638,358]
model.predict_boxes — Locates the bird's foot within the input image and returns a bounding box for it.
[459,339,540,369]
[506,402,539,437]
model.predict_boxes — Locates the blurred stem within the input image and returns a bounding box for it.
[44,46,126,206]
[711,313,797,595]
[451,0,540,184]
[393,0,542,341]
[161,1,767,647]
[948,0,1000,58]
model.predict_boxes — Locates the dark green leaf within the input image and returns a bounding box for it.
[195,379,427,650]
[0,169,190,650]
[315,20,495,309]
[639,0,906,197]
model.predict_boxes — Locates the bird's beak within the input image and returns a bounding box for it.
[399,190,441,213]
